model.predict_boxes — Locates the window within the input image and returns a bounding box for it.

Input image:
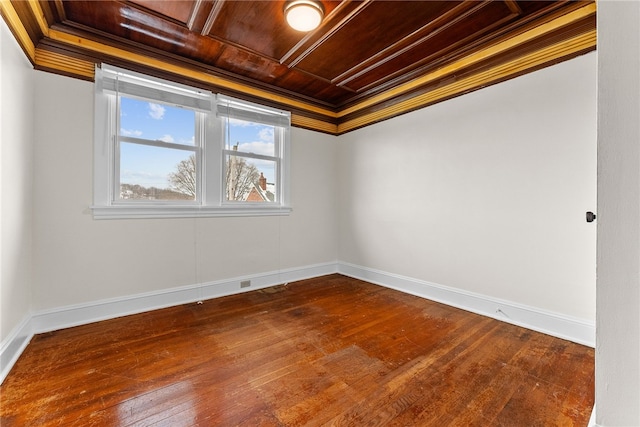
[92,65,291,219]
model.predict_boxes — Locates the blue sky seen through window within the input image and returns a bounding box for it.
[119,97,276,190]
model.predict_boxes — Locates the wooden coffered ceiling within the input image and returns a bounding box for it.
[1,0,596,135]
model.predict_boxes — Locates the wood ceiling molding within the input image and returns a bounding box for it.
[337,2,596,118]
[1,0,596,135]
[1,0,36,60]
[45,27,339,117]
[291,113,338,134]
[35,47,94,79]
[26,0,49,37]
[338,29,596,134]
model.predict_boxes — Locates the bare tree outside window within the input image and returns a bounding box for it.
[226,155,260,201]
[167,152,260,201]
[168,154,197,198]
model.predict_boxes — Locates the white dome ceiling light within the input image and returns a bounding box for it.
[284,0,324,32]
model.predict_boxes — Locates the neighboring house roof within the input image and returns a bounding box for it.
[245,173,275,202]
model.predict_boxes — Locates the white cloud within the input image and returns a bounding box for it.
[159,134,175,143]
[237,140,274,156]
[120,128,143,137]
[258,127,274,142]
[148,103,166,120]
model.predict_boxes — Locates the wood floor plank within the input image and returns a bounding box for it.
[0,274,594,426]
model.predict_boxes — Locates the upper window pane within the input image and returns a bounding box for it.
[120,97,196,146]
[225,119,276,157]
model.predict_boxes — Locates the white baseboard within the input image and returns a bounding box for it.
[337,262,595,347]
[0,313,33,384]
[30,262,338,335]
[1,260,595,385]
[588,406,597,427]
[0,262,337,384]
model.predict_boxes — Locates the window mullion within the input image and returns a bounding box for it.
[195,112,204,204]
[203,107,221,206]
[113,96,121,204]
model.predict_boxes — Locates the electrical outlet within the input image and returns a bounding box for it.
[240,280,251,288]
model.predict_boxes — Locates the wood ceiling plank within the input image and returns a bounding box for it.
[293,1,458,81]
[213,43,290,82]
[52,0,67,21]
[504,0,524,15]
[332,1,484,87]
[280,0,371,68]
[186,0,202,30]
[186,0,215,33]
[127,0,194,25]
[201,0,224,36]
[341,0,521,94]
[206,1,301,60]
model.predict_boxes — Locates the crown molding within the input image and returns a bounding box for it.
[1,1,596,135]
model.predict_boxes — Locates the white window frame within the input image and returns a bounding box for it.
[92,64,291,219]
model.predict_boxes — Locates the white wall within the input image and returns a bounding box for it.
[0,20,34,342]
[338,52,597,322]
[32,71,337,311]
[596,1,640,425]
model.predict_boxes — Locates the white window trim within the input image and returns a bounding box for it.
[92,64,292,219]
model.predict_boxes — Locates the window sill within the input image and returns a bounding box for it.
[90,204,292,220]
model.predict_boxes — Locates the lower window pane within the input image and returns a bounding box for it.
[119,142,196,201]
[225,155,276,202]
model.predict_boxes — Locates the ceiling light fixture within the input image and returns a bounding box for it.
[284,0,324,32]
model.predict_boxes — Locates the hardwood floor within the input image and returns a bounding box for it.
[0,274,594,426]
